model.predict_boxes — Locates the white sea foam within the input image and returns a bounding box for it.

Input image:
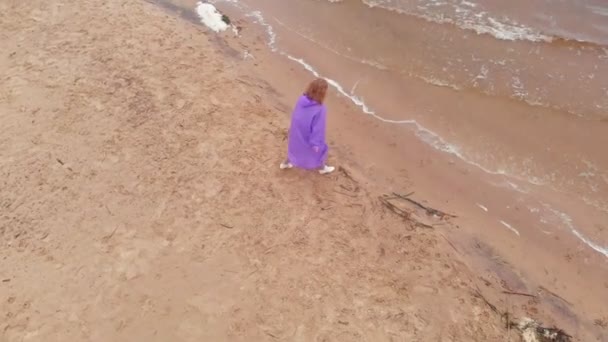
[476,203,488,212]
[243,50,254,60]
[587,5,608,17]
[542,203,608,258]
[471,64,489,85]
[415,74,461,91]
[503,180,529,193]
[246,11,277,51]
[351,79,362,94]
[196,2,229,32]
[500,220,521,236]
[359,0,553,42]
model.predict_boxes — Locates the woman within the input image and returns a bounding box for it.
[280,78,335,174]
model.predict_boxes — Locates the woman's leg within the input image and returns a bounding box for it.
[316,146,334,174]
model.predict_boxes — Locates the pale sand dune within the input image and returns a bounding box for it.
[0,0,600,341]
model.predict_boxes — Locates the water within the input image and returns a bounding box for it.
[358,0,608,45]
[327,0,608,119]
[206,0,608,257]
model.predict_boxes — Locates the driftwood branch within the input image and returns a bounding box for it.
[338,166,356,184]
[474,288,500,314]
[102,226,118,242]
[379,196,434,229]
[474,288,572,341]
[439,232,461,255]
[338,166,360,193]
[334,190,357,198]
[391,192,456,218]
[539,286,573,306]
[502,291,537,299]
[378,196,410,219]
[380,191,456,228]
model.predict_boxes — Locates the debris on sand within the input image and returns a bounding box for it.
[378,191,574,342]
[379,192,456,229]
[221,14,231,25]
[513,317,572,342]
[475,289,572,341]
[196,2,229,32]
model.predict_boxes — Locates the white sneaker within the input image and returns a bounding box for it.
[280,162,293,170]
[319,165,335,175]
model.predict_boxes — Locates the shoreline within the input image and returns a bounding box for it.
[210,0,608,249]
[207,0,608,336]
[223,0,608,238]
[1,0,606,340]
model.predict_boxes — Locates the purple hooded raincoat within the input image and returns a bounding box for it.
[287,95,328,169]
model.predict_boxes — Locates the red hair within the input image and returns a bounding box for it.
[304,78,328,104]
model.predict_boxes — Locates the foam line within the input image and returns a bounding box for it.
[500,220,521,236]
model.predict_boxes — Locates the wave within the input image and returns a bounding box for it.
[361,0,554,42]
[251,5,598,119]
[326,0,608,47]
[542,203,608,259]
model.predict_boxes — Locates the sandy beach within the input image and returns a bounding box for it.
[1,0,606,341]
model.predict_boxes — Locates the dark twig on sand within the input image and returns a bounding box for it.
[338,166,357,184]
[391,192,456,218]
[334,190,357,198]
[506,293,511,334]
[439,232,461,255]
[378,196,410,219]
[264,331,278,339]
[338,166,360,193]
[415,221,434,229]
[502,291,537,299]
[539,286,573,306]
[220,223,234,229]
[473,288,500,314]
[340,184,353,192]
[102,226,118,242]
[379,195,435,229]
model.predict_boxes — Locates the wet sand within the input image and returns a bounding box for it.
[1,0,607,341]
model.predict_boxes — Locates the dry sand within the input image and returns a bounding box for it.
[0,0,604,341]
